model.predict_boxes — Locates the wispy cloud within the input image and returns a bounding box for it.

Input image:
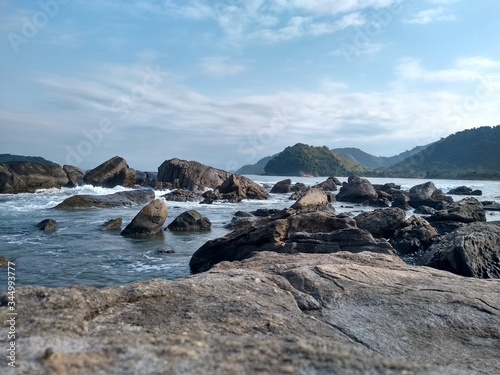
[404,7,456,24]
[200,56,247,77]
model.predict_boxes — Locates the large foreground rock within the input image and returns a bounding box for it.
[190,209,393,273]
[54,190,155,210]
[0,162,69,193]
[2,251,499,374]
[420,222,500,278]
[84,156,136,188]
[121,199,168,237]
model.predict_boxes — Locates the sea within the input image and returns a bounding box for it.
[1,176,499,290]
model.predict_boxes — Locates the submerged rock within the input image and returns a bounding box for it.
[54,190,155,210]
[167,210,211,231]
[100,218,122,231]
[121,199,168,238]
[3,251,500,374]
[36,219,57,232]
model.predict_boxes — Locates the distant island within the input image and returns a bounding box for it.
[0,154,60,166]
[237,126,500,180]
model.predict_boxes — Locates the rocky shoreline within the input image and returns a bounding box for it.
[1,156,500,374]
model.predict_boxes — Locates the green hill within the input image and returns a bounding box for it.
[0,154,59,166]
[382,126,500,179]
[333,146,428,169]
[264,143,369,177]
[236,155,275,175]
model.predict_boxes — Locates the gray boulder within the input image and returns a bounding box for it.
[270,179,292,193]
[335,176,378,203]
[54,190,155,210]
[354,208,406,238]
[313,177,338,191]
[421,222,500,278]
[167,210,211,231]
[157,158,231,191]
[448,186,482,196]
[427,197,486,223]
[121,199,168,238]
[63,165,84,187]
[84,156,135,188]
[390,215,439,255]
[0,162,69,193]
[409,181,453,209]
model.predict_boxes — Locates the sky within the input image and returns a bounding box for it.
[1,0,500,172]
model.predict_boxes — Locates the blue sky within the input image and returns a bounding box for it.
[1,0,500,171]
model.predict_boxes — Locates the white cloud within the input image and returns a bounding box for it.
[405,7,456,24]
[200,56,247,77]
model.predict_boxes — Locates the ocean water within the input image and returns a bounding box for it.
[0,176,499,290]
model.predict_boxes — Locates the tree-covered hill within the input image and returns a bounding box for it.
[382,126,500,179]
[264,143,369,176]
[0,154,59,166]
[333,146,428,169]
[236,155,275,175]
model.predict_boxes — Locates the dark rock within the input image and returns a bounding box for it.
[36,219,57,232]
[162,189,201,202]
[234,211,252,218]
[354,208,406,238]
[365,198,391,208]
[448,186,482,196]
[121,199,168,238]
[4,251,500,374]
[200,190,220,204]
[84,156,136,188]
[157,158,231,191]
[0,162,69,193]
[167,210,211,231]
[101,218,122,231]
[189,209,385,273]
[313,177,338,191]
[224,217,253,230]
[373,183,401,192]
[134,171,148,186]
[391,192,412,210]
[430,221,466,236]
[408,181,453,209]
[421,222,500,278]
[426,197,486,223]
[218,174,269,201]
[414,206,437,215]
[270,179,292,194]
[251,209,280,217]
[335,176,378,203]
[390,216,439,255]
[54,190,155,210]
[291,188,332,212]
[62,165,84,187]
[482,201,500,212]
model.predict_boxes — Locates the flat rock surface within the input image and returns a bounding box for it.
[1,251,499,374]
[54,190,155,210]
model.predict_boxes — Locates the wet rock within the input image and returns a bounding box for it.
[391,192,412,211]
[218,174,269,201]
[291,188,331,212]
[420,222,500,278]
[83,156,136,188]
[389,216,439,256]
[482,201,500,212]
[354,208,406,238]
[162,189,201,202]
[121,199,168,238]
[200,190,220,204]
[335,176,378,203]
[251,208,280,217]
[270,179,292,194]
[408,181,453,209]
[426,197,486,223]
[36,219,57,232]
[54,190,155,210]
[167,210,211,231]
[0,162,69,193]
[313,177,338,191]
[448,186,482,196]
[414,206,437,215]
[234,211,252,218]
[100,218,122,231]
